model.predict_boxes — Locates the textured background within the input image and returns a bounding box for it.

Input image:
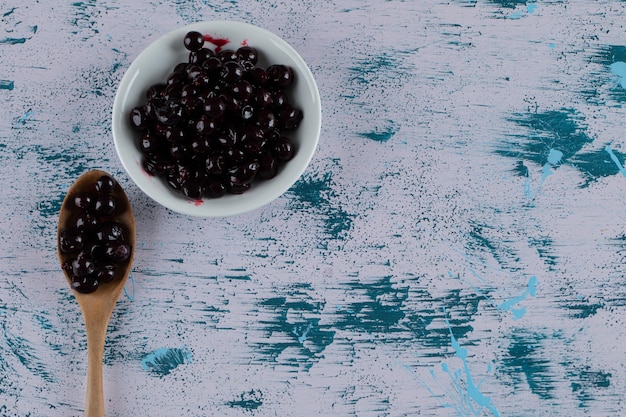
[2,1,626,416]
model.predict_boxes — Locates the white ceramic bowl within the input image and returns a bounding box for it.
[112,21,321,217]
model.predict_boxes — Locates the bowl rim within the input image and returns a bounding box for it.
[112,20,321,217]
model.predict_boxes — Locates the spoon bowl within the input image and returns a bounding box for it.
[57,169,135,417]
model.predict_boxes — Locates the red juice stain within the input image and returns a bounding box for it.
[204,34,229,52]
[193,199,204,206]
[241,39,248,46]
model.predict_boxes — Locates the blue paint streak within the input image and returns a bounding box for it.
[497,276,538,319]
[499,108,622,188]
[123,271,136,301]
[562,296,603,319]
[0,37,27,45]
[254,292,335,370]
[141,347,192,377]
[501,109,592,167]
[528,237,557,270]
[294,322,314,343]
[609,62,626,89]
[487,0,528,8]
[359,120,399,142]
[0,25,37,45]
[334,275,408,334]
[228,389,263,410]
[348,54,401,86]
[569,366,612,407]
[400,356,445,401]
[404,286,484,356]
[0,80,14,90]
[605,145,626,177]
[166,258,184,263]
[465,220,521,269]
[17,108,33,124]
[588,45,626,103]
[444,316,501,416]
[451,270,537,320]
[547,148,563,165]
[502,331,556,399]
[287,169,354,243]
[515,161,531,198]
[506,2,537,20]
[2,321,56,383]
[540,148,563,183]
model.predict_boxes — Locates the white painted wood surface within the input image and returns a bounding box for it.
[1,1,626,416]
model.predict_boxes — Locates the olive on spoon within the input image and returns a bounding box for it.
[57,169,135,417]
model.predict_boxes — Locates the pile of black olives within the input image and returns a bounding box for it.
[128,31,304,199]
[59,174,132,294]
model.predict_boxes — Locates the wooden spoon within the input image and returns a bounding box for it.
[57,169,135,417]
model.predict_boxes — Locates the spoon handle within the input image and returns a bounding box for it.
[84,314,108,417]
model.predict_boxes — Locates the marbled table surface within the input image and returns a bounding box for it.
[2,1,626,416]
